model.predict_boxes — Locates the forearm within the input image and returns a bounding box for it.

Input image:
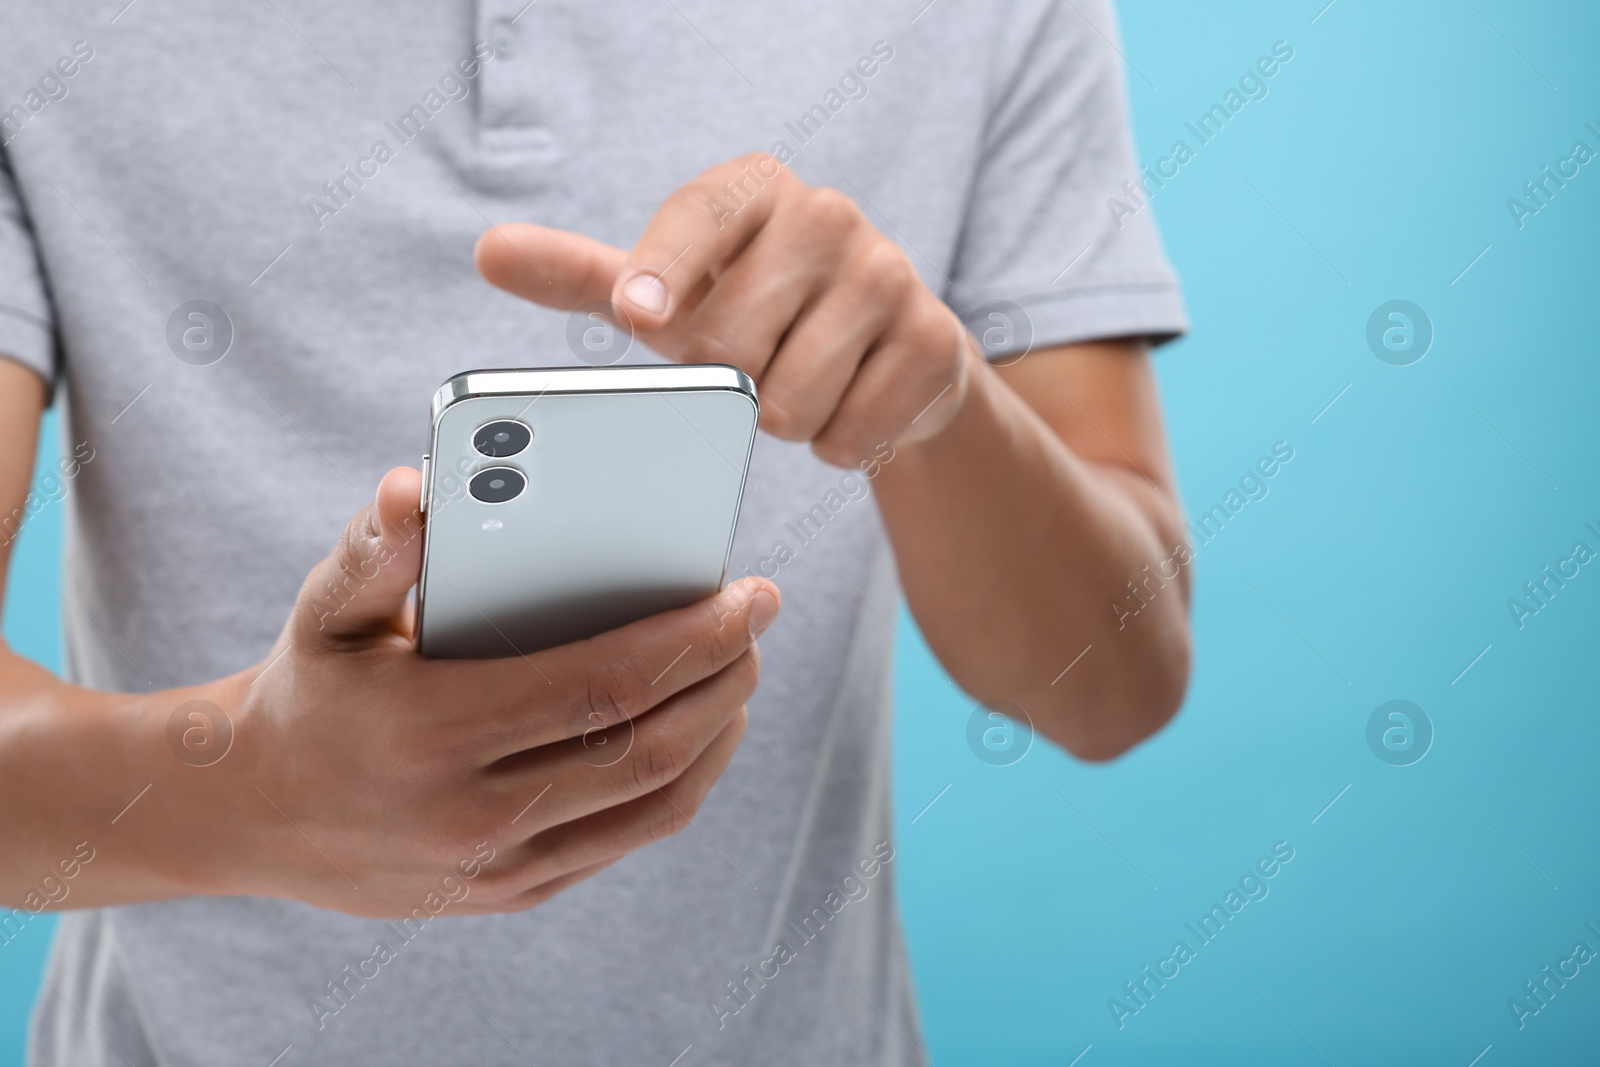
[872,349,1191,759]
[0,648,249,909]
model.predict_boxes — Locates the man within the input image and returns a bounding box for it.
[0,0,1190,1063]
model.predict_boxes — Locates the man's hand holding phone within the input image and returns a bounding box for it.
[123,467,778,918]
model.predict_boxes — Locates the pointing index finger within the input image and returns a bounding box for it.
[612,153,793,328]
[475,223,629,311]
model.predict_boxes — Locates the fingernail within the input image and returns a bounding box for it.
[621,273,667,314]
[748,590,780,638]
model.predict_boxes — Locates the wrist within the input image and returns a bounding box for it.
[0,659,231,907]
[113,670,263,900]
[886,338,1002,469]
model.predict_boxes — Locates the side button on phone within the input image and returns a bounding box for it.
[419,454,430,515]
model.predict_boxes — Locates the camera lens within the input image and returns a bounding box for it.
[473,419,531,458]
[469,466,526,504]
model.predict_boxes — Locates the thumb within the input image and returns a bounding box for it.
[298,467,425,643]
[475,223,628,313]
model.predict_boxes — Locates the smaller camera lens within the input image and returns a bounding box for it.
[469,466,526,504]
[474,420,531,458]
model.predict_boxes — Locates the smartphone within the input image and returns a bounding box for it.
[414,364,759,659]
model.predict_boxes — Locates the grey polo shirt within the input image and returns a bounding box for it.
[0,1,1184,1063]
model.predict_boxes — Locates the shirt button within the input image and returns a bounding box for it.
[490,16,518,57]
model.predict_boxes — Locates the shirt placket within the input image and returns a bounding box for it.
[474,0,564,156]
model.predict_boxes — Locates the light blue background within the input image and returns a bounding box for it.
[5,0,1599,1063]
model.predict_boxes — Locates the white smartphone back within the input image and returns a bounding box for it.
[415,364,758,659]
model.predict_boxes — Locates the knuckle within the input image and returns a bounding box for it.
[685,323,739,366]
[723,704,751,748]
[708,152,791,199]
[736,149,783,178]
[852,241,913,304]
[466,850,525,898]
[800,187,861,236]
[644,796,694,841]
[811,430,863,470]
[631,729,691,793]
[727,648,761,700]
[335,508,373,564]
[334,508,385,581]
[692,157,738,189]
[297,511,378,633]
[500,879,563,912]
[758,388,811,441]
[669,179,720,219]
[581,652,650,735]
[909,301,960,355]
[701,596,752,660]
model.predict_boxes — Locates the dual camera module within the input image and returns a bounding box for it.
[469,419,531,504]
